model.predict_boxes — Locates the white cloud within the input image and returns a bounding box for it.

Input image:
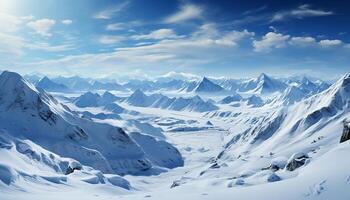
[289,36,316,46]
[319,39,342,47]
[25,42,74,52]
[215,29,255,46]
[0,32,25,55]
[164,4,203,23]
[27,26,255,75]
[132,29,183,40]
[106,23,125,31]
[106,21,143,31]
[253,32,290,52]
[61,19,73,25]
[27,18,56,37]
[0,13,22,33]
[271,4,333,22]
[94,1,130,19]
[98,35,125,44]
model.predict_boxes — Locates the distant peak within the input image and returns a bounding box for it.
[133,89,144,94]
[39,76,51,82]
[202,77,210,82]
[258,73,270,80]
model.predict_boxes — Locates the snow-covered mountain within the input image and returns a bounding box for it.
[125,89,218,112]
[90,81,126,91]
[219,94,243,104]
[239,73,287,94]
[269,85,308,106]
[0,71,183,176]
[74,91,122,108]
[218,72,350,162]
[125,89,163,107]
[52,76,126,91]
[36,76,70,92]
[53,76,92,90]
[1,70,349,200]
[194,77,224,93]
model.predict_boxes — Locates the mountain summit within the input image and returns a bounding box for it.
[195,77,224,93]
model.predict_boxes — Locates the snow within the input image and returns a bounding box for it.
[1,70,350,200]
[195,77,224,93]
[36,76,70,92]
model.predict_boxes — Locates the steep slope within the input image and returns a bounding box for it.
[298,77,318,95]
[194,77,224,93]
[36,76,70,92]
[275,85,308,106]
[221,73,350,158]
[0,130,131,189]
[0,71,183,175]
[179,81,198,92]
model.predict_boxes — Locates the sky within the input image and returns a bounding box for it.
[0,0,349,79]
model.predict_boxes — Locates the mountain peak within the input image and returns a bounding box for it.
[131,89,146,97]
[195,77,224,93]
[0,71,38,95]
[0,70,26,84]
[202,76,210,82]
[258,73,270,81]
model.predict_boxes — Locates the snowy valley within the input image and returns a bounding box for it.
[0,70,350,200]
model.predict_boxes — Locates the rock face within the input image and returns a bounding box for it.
[340,121,350,143]
[286,152,309,171]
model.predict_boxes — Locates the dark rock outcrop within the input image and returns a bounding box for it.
[340,120,350,143]
[286,152,309,171]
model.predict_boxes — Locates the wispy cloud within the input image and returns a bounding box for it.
[106,21,144,31]
[61,19,73,25]
[242,5,267,15]
[271,4,333,22]
[232,4,333,26]
[27,18,56,37]
[98,35,125,44]
[164,3,203,23]
[25,25,255,76]
[0,32,25,55]
[94,1,130,19]
[132,29,183,40]
[25,42,75,52]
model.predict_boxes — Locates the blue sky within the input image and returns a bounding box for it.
[0,0,349,79]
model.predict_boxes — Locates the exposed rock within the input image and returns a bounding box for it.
[206,121,213,126]
[170,180,181,188]
[267,157,287,171]
[340,120,350,143]
[267,173,281,182]
[286,152,309,171]
[65,161,82,175]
